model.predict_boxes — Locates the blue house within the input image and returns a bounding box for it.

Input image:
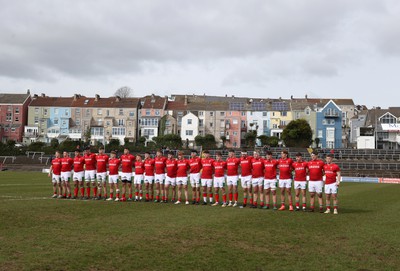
[47,107,71,142]
[316,100,342,148]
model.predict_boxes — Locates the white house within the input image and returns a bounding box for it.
[181,112,199,147]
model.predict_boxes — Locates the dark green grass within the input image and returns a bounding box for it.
[1,171,400,271]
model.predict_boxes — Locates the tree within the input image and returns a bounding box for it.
[257,135,269,146]
[152,134,182,149]
[244,131,257,148]
[281,119,313,148]
[195,134,217,149]
[267,136,279,147]
[107,139,120,152]
[220,136,227,149]
[314,138,320,148]
[114,86,133,98]
[50,138,59,149]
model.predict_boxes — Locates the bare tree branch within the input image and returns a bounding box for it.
[114,86,133,98]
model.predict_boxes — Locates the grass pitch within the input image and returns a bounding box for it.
[0,171,400,271]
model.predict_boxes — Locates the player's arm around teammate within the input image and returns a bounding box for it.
[293,152,308,211]
[239,150,252,207]
[277,150,294,211]
[49,150,62,198]
[212,152,227,207]
[189,150,202,205]
[226,149,240,207]
[72,149,86,199]
[263,151,278,210]
[200,150,214,205]
[175,151,190,205]
[133,154,145,201]
[83,147,97,199]
[250,151,264,208]
[95,147,109,200]
[106,151,121,201]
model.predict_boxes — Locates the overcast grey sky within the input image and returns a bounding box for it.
[1,0,399,108]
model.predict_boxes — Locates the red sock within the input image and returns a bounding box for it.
[229,193,233,201]
[146,193,149,200]
[254,202,258,207]
[93,187,98,197]
[86,187,90,197]
[209,193,213,200]
[116,192,120,198]
[150,195,154,200]
[222,194,227,203]
[129,193,132,199]
[156,195,160,201]
[250,198,253,205]
[234,192,238,201]
[215,194,219,203]
[296,202,300,207]
[74,188,78,197]
[63,193,66,197]
[302,203,306,208]
[80,187,85,197]
[140,192,143,198]
[68,193,71,197]
[244,198,248,205]
[135,192,139,197]
[260,201,264,207]
[196,198,200,202]
[110,193,114,199]
[203,193,207,198]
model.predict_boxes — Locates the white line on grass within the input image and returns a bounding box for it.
[0,184,48,186]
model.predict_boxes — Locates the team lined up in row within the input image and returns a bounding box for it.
[49,147,341,214]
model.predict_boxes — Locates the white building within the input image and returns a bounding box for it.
[181,112,199,147]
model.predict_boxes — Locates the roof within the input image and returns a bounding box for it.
[290,98,355,111]
[29,95,140,108]
[141,94,167,109]
[0,93,31,104]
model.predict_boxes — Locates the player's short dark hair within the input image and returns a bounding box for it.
[266,151,272,155]
[98,146,104,150]
[312,150,318,155]
[228,149,235,153]
[136,154,142,158]
[326,153,334,158]
[110,151,116,154]
[85,146,90,150]
[145,151,150,155]
[241,149,247,153]
[178,151,184,155]
[216,151,222,156]
[156,149,162,153]
[296,152,302,157]
[168,151,174,156]
[203,150,209,154]
[281,149,288,155]
[191,149,198,153]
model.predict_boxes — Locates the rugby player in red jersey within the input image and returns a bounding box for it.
[263,151,279,210]
[251,151,264,208]
[120,148,135,201]
[164,151,177,203]
[188,150,202,205]
[134,154,145,201]
[106,151,121,201]
[323,154,341,215]
[60,151,73,198]
[292,152,308,211]
[201,150,214,205]
[240,150,253,207]
[154,150,167,202]
[49,150,62,198]
[175,151,190,205]
[83,147,97,199]
[212,152,227,207]
[277,150,294,211]
[226,149,240,207]
[307,150,325,212]
[73,149,86,199]
[144,151,155,202]
[95,147,109,200]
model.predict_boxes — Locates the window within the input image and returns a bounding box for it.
[15,116,19,122]
[155,110,160,116]
[106,121,110,126]
[199,111,204,116]
[165,120,171,126]
[129,111,135,117]
[281,111,287,116]
[34,117,39,124]
[145,109,150,116]
[380,114,396,124]
[62,120,66,126]
[241,120,246,128]
[210,122,213,127]
[220,112,225,116]
[119,109,124,116]
[210,112,214,117]
[318,130,323,138]
[220,120,225,128]
[273,124,278,129]
[6,113,12,121]
[272,112,275,117]
[233,131,238,136]
[233,119,238,125]
[112,127,125,136]
[229,111,232,116]
[76,119,81,126]
[233,142,237,147]
[35,108,39,114]
[75,108,80,114]
[97,109,102,115]
[65,110,69,116]
[199,119,204,127]
[187,119,192,125]
[241,112,245,116]
[141,118,159,126]
[186,130,193,136]
[54,119,59,125]
[143,129,154,136]
[262,111,267,117]
[322,119,328,125]
[54,108,58,115]
[15,108,20,114]
[86,109,90,117]
[128,121,132,126]
[330,120,335,125]
[98,118,103,126]
[11,128,16,132]
[305,108,310,115]
[118,119,124,126]
[106,110,110,116]
[44,109,48,116]
[91,127,104,136]
[7,106,12,111]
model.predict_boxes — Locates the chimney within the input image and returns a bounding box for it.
[305,94,308,99]
[27,89,30,95]
[41,93,45,97]
[33,94,38,99]
[95,94,100,101]
[225,94,227,97]
[184,95,188,106]
[73,94,79,101]
[232,95,235,99]
[291,95,293,99]
[116,95,121,102]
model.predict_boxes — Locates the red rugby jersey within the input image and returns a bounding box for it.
[324,163,340,185]
[240,156,253,177]
[200,158,214,179]
[73,155,85,173]
[293,161,308,181]
[263,159,278,179]
[60,157,73,172]
[154,156,167,174]
[134,161,145,175]
[188,157,202,174]
[308,159,325,181]
[120,154,135,173]
[278,158,293,179]
[51,158,62,175]
[96,154,109,173]
[144,158,155,176]
[251,157,264,178]
[226,157,240,176]
[165,158,177,178]
[177,159,189,177]
[108,158,121,175]
[213,160,226,178]
[84,153,97,171]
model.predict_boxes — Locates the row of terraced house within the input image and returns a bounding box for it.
[1,90,400,150]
